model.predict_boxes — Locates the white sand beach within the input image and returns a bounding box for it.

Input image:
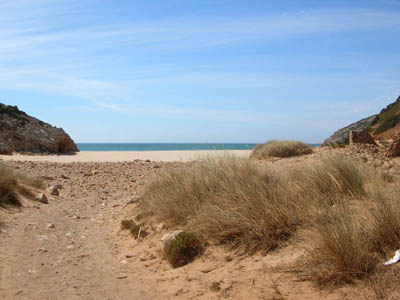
[0,150,252,163]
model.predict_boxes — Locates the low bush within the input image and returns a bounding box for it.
[164,232,202,267]
[120,219,144,239]
[250,140,313,159]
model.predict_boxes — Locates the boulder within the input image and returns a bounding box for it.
[349,130,376,146]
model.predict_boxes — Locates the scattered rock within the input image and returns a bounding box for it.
[36,193,48,204]
[54,184,63,190]
[210,281,221,292]
[156,222,165,232]
[47,223,55,229]
[47,186,59,196]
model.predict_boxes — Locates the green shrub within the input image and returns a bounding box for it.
[250,140,313,159]
[164,232,202,267]
[120,219,144,239]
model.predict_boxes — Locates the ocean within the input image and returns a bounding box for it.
[77,143,320,151]
[77,143,257,151]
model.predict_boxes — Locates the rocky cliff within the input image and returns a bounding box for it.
[0,103,79,154]
[323,95,400,145]
[323,115,378,145]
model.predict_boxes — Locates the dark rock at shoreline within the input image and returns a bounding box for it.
[0,103,79,155]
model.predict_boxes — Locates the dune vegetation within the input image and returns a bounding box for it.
[0,163,43,208]
[140,152,400,292]
[250,140,314,159]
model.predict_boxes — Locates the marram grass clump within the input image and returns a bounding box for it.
[250,140,313,159]
[0,163,43,208]
[141,155,302,252]
[164,232,203,268]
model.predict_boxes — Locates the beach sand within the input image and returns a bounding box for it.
[0,150,251,163]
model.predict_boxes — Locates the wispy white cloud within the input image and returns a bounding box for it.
[0,1,399,128]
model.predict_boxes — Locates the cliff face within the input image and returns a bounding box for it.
[0,103,79,154]
[323,115,378,145]
[323,95,400,145]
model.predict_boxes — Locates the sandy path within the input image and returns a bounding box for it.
[0,160,161,300]
[0,150,251,163]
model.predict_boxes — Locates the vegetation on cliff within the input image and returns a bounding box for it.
[324,95,400,145]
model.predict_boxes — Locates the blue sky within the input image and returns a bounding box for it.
[1,0,400,143]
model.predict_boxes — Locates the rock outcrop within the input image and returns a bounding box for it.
[349,130,376,146]
[323,115,378,145]
[386,129,400,157]
[0,103,78,154]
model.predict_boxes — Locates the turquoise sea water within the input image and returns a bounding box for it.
[77,143,320,151]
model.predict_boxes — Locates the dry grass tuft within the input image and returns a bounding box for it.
[0,164,22,207]
[140,152,400,288]
[289,154,365,206]
[164,232,203,267]
[0,163,44,208]
[301,205,377,286]
[141,155,302,251]
[250,140,313,159]
[370,191,400,255]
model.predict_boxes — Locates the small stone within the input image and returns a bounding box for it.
[47,186,59,196]
[61,174,70,179]
[72,216,80,220]
[36,193,48,204]
[66,245,75,249]
[145,159,151,163]
[38,247,48,252]
[156,222,165,232]
[47,223,55,229]
[125,253,134,258]
[139,256,147,262]
[54,184,63,190]
[120,260,128,264]
[117,275,128,279]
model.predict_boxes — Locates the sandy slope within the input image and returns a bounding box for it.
[0,160,165,300]
[0,150,251,163]
[1,148,396,299]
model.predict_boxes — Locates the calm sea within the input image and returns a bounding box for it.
[77,143,319,151]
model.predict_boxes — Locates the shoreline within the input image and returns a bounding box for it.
[0,150,252,163]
